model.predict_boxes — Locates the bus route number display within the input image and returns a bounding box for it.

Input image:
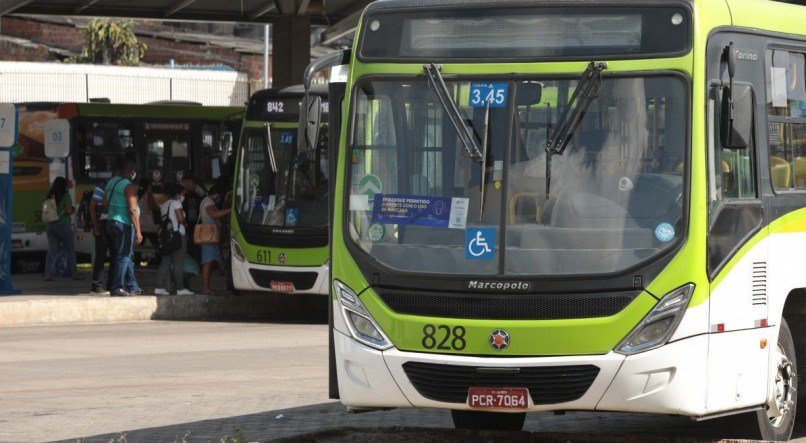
[469,82,508,108]
[266,101,285,113]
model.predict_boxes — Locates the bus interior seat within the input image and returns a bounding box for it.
[794,157,806,188]
[508,192,542,223]
[770,156,792,189]
[549,174,680,230]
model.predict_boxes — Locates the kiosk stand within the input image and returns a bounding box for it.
[0,103,21,295]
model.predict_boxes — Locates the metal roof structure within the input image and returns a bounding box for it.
[0,0,372,31]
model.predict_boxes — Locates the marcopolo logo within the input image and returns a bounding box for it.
[467,280,531,292]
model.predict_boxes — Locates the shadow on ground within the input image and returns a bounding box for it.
[74,401,806,442]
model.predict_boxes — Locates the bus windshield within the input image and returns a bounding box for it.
[348,75,687,276]
[235,126,328,228]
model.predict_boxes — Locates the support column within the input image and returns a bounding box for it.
[271,15,310,89]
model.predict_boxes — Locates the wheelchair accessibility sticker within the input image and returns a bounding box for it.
[466,227,495,260]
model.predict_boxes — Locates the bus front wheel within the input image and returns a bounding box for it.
[450,410,526,431]
[755,318,797,441]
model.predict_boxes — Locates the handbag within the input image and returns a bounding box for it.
[157,202,182,256]
[193,223,219,245]
[193,206,219,245]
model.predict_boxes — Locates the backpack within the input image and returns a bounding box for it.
[75,190,93,230]
[158,202,183,256]
[41,196,59,224]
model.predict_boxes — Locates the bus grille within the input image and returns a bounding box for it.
[249,270,319,290]
[402,362,600,405]
[378,291,635,320]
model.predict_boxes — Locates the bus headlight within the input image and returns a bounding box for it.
[230,237,246,262]
[334,280,392,350]
[616,284,694,355]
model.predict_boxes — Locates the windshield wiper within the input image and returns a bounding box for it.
[545,61,607,198]
[265,123,278,173]
[424,63,484,163]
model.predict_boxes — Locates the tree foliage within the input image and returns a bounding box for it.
[73,19,146,66]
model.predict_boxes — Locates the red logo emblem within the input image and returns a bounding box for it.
[489,329,510,351]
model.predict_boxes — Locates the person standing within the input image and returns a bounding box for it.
[88,181,115,293]
[104,156,143,297]
[154,183,193,296]
[182,175,203,258]
[44,177,83,281]
[199,183,231,295]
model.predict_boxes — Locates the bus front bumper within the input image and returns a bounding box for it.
[231,255,329,295]
[334,329,709,416]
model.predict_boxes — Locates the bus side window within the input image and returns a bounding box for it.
[766,49,806,191]
[77,121,134,181]
[171,138,190,178]
[201,125,221,181]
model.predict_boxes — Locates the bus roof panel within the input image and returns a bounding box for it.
[727,0,805,38]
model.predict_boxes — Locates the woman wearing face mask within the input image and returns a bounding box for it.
[198,182,231,295]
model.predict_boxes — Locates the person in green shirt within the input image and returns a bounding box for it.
[104,156,144,296]
[44,177,83,281]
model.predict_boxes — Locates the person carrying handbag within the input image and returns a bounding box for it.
[196,182,231,295]
[154,183,193,296]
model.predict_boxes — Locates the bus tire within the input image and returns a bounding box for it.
[450,410,525,431]
[755,319,797,441]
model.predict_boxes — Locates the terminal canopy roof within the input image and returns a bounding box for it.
[0,0,370,25]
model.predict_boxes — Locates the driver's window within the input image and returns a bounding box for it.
[708,86,757,221]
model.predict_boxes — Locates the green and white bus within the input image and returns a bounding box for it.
[296,0,806,439]
[230,86,331,295]
[11,102,242,269]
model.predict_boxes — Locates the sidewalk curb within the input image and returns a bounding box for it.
[0,293,327,326]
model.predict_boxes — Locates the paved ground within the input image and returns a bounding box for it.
[4,321,806,442]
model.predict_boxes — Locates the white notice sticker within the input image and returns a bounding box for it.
[350,194,370,211]
[0,150,9,174]
[449,197,469,229]
[771,67,788,108]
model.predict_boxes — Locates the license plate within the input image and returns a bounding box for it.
[467,387,528,410]
[270,281,295,293]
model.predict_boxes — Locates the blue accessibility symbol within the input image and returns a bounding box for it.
[285,208,299,226]
[466,227,495,260]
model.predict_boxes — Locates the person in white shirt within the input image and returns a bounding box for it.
[154,183,193,296]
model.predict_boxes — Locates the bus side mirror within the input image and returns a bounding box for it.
[720,84,753,149]
[726,43,738,79]
[298,94,322,153]
[219,132,234,165]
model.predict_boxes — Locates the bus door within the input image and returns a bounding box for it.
[143,122,191,193]
[705,35,768,412]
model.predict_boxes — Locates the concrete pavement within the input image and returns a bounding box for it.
[2,321,802,442]
[0,271,326,327]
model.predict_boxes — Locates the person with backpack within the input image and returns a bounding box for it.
[104,156,143,297]
[43,177,83,281]
[88,181,115,293]
[154,183,193,296]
